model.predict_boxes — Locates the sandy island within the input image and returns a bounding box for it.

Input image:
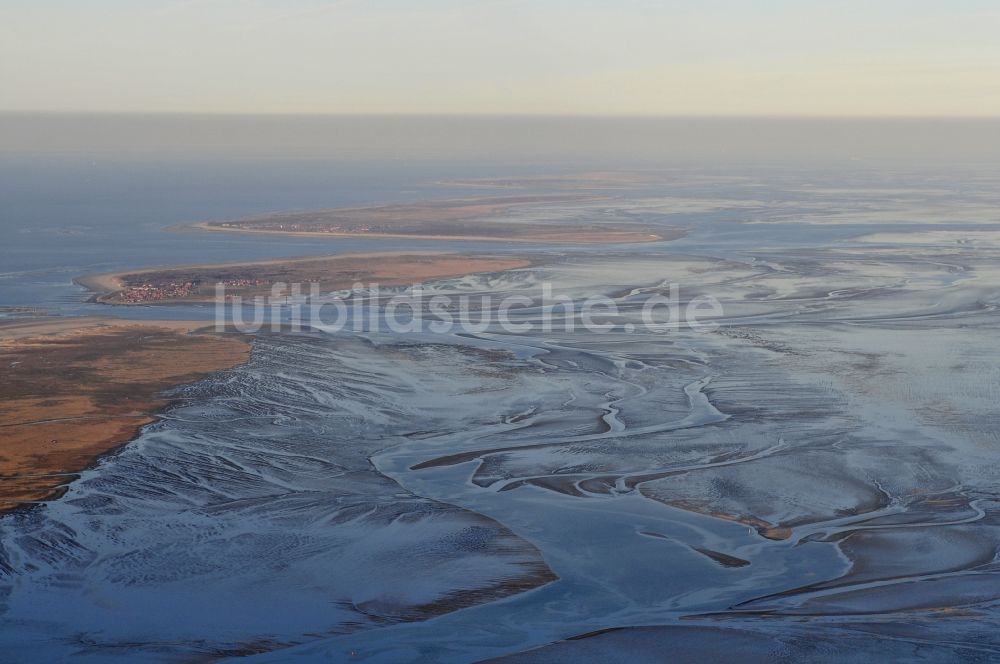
[0,318,250,513]
[77,252,534,305]
[177,195,676,245]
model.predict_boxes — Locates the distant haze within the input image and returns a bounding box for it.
[3,1,1000,117]
[2,114,999,167]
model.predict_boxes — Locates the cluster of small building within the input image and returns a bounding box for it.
[223,278,269,288]
[115,277,276,303]
[225,222,376,234]
[116,281,199,303]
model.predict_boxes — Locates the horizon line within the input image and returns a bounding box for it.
[3,110,1000,122]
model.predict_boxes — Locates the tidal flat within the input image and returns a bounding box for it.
[0,320,250,512]
[2,166,1000,661]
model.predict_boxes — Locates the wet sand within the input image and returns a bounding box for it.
[0,335,560,660]
[0,319,250,512]
[482,624,988,663]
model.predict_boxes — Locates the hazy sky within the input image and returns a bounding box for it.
[3,0,1000,116]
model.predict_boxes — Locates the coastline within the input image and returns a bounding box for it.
[75,251,536,305]
[0,318,252,513]
[180,220,670,244]
[73,273,123,295]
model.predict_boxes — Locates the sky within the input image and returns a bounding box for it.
[3,0,1000,116]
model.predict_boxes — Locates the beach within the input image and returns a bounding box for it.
[187,220,667,244]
